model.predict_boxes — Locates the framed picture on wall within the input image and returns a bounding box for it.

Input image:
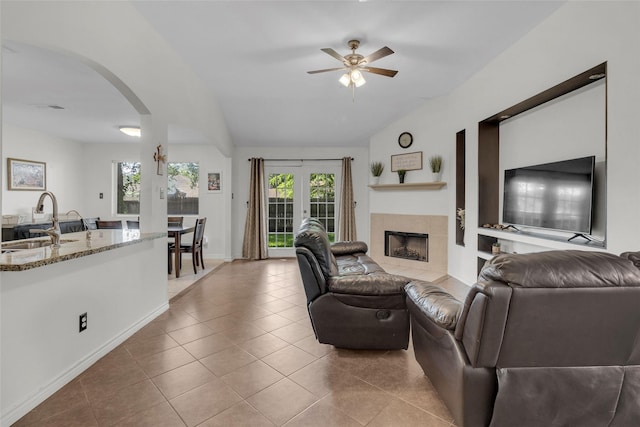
[7,158,46,191]
[391,151,423,172]
[207,172,222,193]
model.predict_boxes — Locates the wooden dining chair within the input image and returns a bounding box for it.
[166,217,185,273]
[167,216,184,227]
[169,217,206,275]
[126,220,139,229]
[95,220,123,229]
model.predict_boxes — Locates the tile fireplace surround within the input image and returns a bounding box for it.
[371,213,448,276]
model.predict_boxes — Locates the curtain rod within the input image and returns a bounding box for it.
[248,157,353,161]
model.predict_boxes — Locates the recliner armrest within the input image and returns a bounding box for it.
[328,272,409,295]
[405,281,462,330]
[331,241,369,256]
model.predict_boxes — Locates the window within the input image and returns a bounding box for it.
[115,161,140,215]
[168,162,199,215]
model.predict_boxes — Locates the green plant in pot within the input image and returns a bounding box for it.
[397,169,407,184]
[429,155,443,181]
[370,161,384,184]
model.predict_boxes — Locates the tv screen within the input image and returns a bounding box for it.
[503,156,595,234]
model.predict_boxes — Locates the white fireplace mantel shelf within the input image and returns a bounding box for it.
[369,182,446,190]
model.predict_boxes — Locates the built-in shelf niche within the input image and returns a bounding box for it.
[476,62,607,273]
[455,130,466,246]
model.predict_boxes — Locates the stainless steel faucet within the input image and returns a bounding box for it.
[30,191,61,247]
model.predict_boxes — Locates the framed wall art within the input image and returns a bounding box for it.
[391,151,423,172]
[207,172,222,193]
[7,158,46,191]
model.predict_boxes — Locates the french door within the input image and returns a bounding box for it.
[266,164,340,257]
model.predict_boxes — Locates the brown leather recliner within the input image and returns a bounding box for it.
[294,218,411,350]
[406,250,640,427]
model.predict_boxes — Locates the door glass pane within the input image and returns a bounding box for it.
[309,173,335,242]
[268,173,294,248]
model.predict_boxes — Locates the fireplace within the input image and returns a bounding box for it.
[384,231,428,262]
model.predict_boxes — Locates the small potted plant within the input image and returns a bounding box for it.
[429,155,443,181]
[492,241,501,255]
[370,161,384,184]
[397,169,407,184]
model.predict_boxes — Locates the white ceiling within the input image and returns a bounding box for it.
[1,1,564,148]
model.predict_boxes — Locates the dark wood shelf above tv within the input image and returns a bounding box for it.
[483,62,606,124]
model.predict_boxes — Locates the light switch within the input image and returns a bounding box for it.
[160,188,165,199]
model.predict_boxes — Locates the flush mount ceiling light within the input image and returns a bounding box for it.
[307,39,397,100]
[119,126,141,137]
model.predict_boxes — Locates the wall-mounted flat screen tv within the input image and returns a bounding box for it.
[503,156,595,234]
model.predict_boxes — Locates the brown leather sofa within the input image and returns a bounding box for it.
[406,250,640,427]
[294,218,411,349]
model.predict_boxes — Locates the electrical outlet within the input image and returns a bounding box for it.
[79,312,88,332]
[99,192,103,199]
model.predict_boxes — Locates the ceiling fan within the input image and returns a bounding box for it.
[307,40,398,92]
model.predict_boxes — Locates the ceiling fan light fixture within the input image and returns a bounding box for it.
[339,73,351,87]
[310,39,395,96]
[119,126,141,137]
[351,70,366,87]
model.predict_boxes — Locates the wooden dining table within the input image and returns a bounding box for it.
[168,224,195,278]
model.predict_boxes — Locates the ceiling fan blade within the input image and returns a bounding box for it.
[362,66,398,78]
[361,46,394,64]
[307,67,346,74]
[321,48,347,63]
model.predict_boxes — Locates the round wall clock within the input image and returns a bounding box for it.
[398,132,413,149]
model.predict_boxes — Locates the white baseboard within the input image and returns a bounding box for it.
[1,303,169,427]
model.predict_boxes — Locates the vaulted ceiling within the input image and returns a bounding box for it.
[2,1,564,148]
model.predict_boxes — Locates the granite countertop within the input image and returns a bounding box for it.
[0,230,166,271]
[2,218,82,229]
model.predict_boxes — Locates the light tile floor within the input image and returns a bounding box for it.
[168,257,226,300]
[13,258,471,427]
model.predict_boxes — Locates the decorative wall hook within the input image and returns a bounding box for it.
[153,144,166,175]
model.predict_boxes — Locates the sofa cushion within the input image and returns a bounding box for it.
[405,281,462,330]
[335,254,386,276]
[479,250,640,288]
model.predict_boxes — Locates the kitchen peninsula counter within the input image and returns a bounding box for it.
[1,228,168,426]
[0,230,166,271]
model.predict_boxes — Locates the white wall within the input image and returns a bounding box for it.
[0,131,231,258]
[369,1,640,284]
[2,125,87,219]
[2,1,233,157]
[165,144,231,260]
[79,143,139,223]
[232,146,369,259]
[370,97,453,217]
[81,142,231,259]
